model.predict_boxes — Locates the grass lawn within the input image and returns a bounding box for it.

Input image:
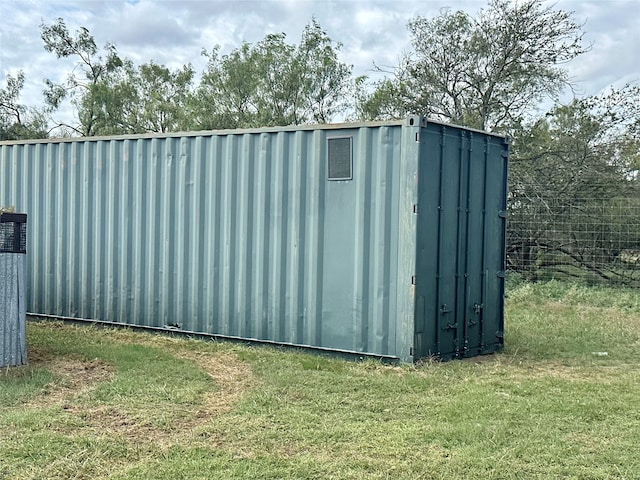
[1,281,639,479]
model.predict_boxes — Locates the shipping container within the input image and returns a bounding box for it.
[0,117,508,362]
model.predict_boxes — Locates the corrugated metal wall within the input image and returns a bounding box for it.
[0,254,27,367]
[1,118,508,362]
[413,123,508,359]
[1,122,417,359]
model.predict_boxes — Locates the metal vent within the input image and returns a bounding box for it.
[327,137,352,180]
[0,213,27,254]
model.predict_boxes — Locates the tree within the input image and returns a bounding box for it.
[85,61,195,135]
[40,18,125,136]
[294,19,354,123]
[41,19,196,136]
[510,84,639,205]
[358,0,589,132]
[133,62,195,133]
[508,85,640,285]
[191,44,265,129]
[1,71,49,140]
[192,19,353,129]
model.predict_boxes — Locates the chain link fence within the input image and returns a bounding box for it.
[507,196,640,287]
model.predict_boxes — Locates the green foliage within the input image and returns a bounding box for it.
[40,17,126,136]
[357,0,588,131]
[353,76,411,122]
[133,62,195,133]
[79,61,196,135]
[40,18,197,136]
[0,71,49,140]
[511,87,639,200]
[508,85,640,285]
[192,19,354,129]
[35,17,351,136]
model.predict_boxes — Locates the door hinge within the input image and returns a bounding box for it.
[413,204,419,214]
[411,275,417,285]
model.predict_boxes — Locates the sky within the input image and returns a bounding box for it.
[1,0,639,125]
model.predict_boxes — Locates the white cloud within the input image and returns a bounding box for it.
[556,0,640,100]
[1,0,638,126]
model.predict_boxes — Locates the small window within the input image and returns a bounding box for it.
[327,137,352,180]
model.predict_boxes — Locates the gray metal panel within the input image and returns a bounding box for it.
[393,117,423,362]
[0,123,408,358]
[1,253,27,367]
[0,119,410,146]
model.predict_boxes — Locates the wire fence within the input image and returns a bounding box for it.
[507,196,640,288]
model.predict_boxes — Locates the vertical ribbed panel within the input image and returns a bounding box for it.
[0,119,508,362]
[0,123,411,359]
[0,254,27,367]
[413,122,508,360]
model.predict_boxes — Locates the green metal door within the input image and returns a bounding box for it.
[413,123,508,360]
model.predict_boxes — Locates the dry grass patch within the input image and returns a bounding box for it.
[22,348,115,408]
[81,349,255,446]
[172,350,256,415]
[90,329,259,416]
[8,330,258,451]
